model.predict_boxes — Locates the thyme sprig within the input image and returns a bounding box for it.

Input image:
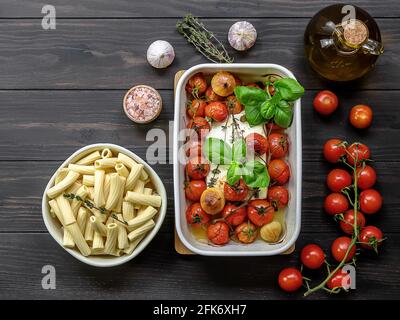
[176,14,234,63]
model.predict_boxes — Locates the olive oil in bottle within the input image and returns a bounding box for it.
[304,4,384,82]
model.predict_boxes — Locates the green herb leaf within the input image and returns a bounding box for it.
[274,100,293,128]
[242,160,270,188]
[203,137,232,165]
[232,138,247,163]
[227,162,242,185]
[244,104,265,126]
[260,99,276,120]
[234,86,268,107]
[273,78,304,101]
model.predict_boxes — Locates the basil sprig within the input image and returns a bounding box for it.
[204,137,269,189]
[234,77,304,128]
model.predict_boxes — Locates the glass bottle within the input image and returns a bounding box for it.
[304,4,384,82]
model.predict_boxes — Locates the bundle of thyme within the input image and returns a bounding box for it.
[177,14,234,63]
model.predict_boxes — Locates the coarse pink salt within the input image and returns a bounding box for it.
[123,85,162,123]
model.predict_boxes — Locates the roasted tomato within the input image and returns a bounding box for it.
[222,204,247,226]
[205,86,222,102]
[211,71,236,97]
[356,165,376,190]
[205,101,228,122]
[185,180,207,202]
[207,221,230,245]
[346,143,370,166]
[324,193,349,215]
[323,139,346,163]
[326,168,352,192]
[359,189,382,214]
[268,159,290,185]
[234,76,242,87]
[267,186,289,209]
[187,99,206,118]
[246,82,261,88]
[359,226,384,250]
[186,73,207,96]
[331,236,356,263]
[245,133,269,156]
[247,199,275,227]
[349,104,373,129]
[340,209,366,235]
[187,116,211,140]
[185,203,210,225]
[235,222,258,244]
[266,123,284,131]
[186,157,210,180]
[268,133,289,159]
[200,187,225,215]
[185,140,202,158]
[327,268,350,290]
[226,95,243,114]
[224,179,249,202]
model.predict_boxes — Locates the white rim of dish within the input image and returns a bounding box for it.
[42,143,167,267]
[173,63,302,256]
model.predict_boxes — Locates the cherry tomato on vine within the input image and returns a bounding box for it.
[268,159,290,185]
[223,179,249,202]
[324,193,349,215]
[226,95,243,114]
[267,186,289,209]
[349,105,373,129]
[356,165,377,190]
[313,90,339,115]
[205,86,222,102]
[245,133,269,156]
[340,209,366,235]
[185,180,207,202]
[222,204,247,227]
[278,268,303,292]
[186,157,210,180]
[187,99,206,118]
[207,221,230,245]
[331,236,356,262]
[205,101,228,122]
[346,143,370,166]
[185,203,210,225]
[326,168,352,192]
[187,116,211,140]
[301,244,325,269]
[359,226,384,250]
[185,140,202,158]
[186,73,207,96]
[268,133,289,159]
[323,139,346,163]
[327,268,350,290]
[247,199,275,227]
[359,189,382,214]
[235,221,258,244]
[266,123,284,131]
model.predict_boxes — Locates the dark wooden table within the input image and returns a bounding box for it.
[0,0,399,300]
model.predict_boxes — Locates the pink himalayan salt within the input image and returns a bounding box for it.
[124,86,162,123]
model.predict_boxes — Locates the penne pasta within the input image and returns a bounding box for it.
[89,216,107,237]
[71,185,89,217]
[140,169,149,181]
[66,181,82,195]
[103,174,111,201]
[127,206,157,230]
[101,148,113,159]
[87,187,95,201]
[128,219,155,242]
[55,168,69,185]
[63,228,75,248]
[76,150,102,165]
[122,201,135,222]
[65,222,91,256]
[92,231,104,250]
[104,223,118,255]
[93,169,106,207]
[115,163,129,178]
[105,173,126,211]
[47,171,80,199]
[117,152,136,169]
[56,194,76,226]
[125,163,143,192]
[94,158,118,170]
[137,188,153,216]
[125,191,162,208]
[49,199,64,225]
[77,207,89,233]
[133,180,145,209]
[84,215,94,242]
[82,175,95,187]
[124,234,146,255]
[68,164,95,175]
[117,214,129,250]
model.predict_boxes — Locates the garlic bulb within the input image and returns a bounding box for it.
[260,221,282,243]
[228,21,257,51]
[146,40,175,69]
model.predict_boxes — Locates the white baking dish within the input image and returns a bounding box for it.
[173,63,302,256]
[42,143,167,267]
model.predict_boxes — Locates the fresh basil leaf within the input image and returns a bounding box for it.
[203,137,232,165]
[260,99,276,120]
[273,78,305,101]
[242,160,269,188]
[274,100,293,128]
[244,104,265,126]
[227,162,242,185]
[232,138,247,163]
[234,86,268,107]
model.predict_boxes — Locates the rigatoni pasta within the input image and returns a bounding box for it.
[46,147,161,258]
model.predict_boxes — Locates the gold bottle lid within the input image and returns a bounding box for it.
[342,19,368,48]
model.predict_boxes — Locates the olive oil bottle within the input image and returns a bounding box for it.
[304,4,384,82]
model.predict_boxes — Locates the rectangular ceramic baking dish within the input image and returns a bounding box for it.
[173,63,302,256]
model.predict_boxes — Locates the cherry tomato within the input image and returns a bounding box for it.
[187,116,211,140]
[326,168,352,192]
[266,123,284,131]
[359,189,382,214]
[186,157,210,180]
[247,199,275,227]
[185,180,207,202]
[187,99,206,118]
[185,140,202,158]
[331,236,356,262]
[346,143,370,166]
[226,95,243,114]
[245,133,269,156]
[267,84,275,96]
[359,226,384,250]
[267,186,289,209]
[223,179,249,202]
[222,204,247,226]
[313,90,339,115]
[327,268,350,290]
[324,193,349,215]
[301,244,325,269]
[207,221,230,245]
[234,76,242,87]
[268,159,290,185]
[278,268,303,292]
[205,101,228,122]
[186,73,207,95]
[204,86,222,102]
[323,139,346,163]
[349,105,373,129]
[185,203,210,225]
[268,133,289,159]
[246,82,261,88]
[340,209,366,235]
[235,221,258,244]
[356,165,376,190]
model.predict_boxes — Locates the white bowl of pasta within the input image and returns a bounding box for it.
[42,143,167,267]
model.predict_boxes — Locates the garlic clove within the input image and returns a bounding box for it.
[146,40,175,69]
[260,221,282,243]
[228,21,257,51]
